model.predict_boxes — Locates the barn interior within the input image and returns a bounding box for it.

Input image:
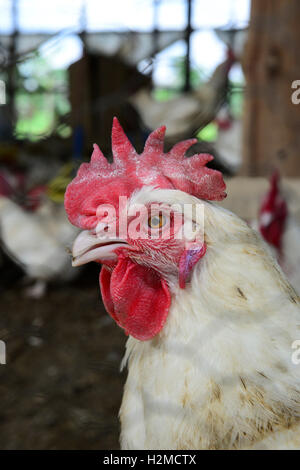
[0,0,299,449]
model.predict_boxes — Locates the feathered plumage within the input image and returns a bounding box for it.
[65,119,300,449]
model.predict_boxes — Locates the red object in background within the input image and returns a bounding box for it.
[0,168,47,212]
[25,185,47,212]
[0,169,25,198]
[259,171,288,252]
[215,115,233,131]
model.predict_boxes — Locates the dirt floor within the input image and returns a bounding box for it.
[0,266,127,449]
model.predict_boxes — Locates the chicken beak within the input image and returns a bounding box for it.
[71,230,128,267]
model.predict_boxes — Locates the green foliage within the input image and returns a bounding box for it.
[152,88,179,102]
[197,122,218,142]
[14,55,71,141]
[230,86,244,118]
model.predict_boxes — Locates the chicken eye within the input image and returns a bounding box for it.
[148,214,166,229]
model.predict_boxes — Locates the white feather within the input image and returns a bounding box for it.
[119,189,300,449]
[0,196,78,282]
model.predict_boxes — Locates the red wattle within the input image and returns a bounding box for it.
[99,258,171,341]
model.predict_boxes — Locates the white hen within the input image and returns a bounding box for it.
[0,196,79,294]
[131,53,234,141]
[119,189,300,450]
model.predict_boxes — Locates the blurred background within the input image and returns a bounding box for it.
[0,0,299,449]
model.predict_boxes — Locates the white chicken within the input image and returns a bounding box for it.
[65,119,300,449]
[0,195,79,296]
[213,106,243,173]
[256,172,300,294]
[131,52,235,142]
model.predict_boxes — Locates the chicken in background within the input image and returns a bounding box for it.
[213,105,242,173]
[257,171,300,293]
[0,167,25,199]
[65,119,300,450]
[214,27,248,64]
[0,167,79,297]
[130,50,235,144]
[0,167,26,287]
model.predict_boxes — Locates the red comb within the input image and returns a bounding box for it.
[259,170,288,251]
[65,118,226,229]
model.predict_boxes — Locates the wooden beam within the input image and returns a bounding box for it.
[242,0,300,177]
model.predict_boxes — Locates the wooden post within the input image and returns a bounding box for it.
[242,0,300,177]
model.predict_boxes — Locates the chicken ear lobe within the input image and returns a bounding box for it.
[179,242,206,289]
